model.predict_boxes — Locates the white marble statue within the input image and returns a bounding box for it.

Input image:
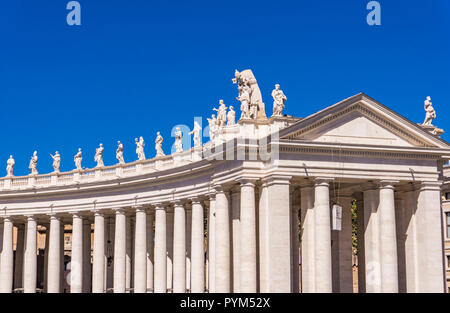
[423,96,436,126]
[74,148,82,170]
[237,83,251,120]
[213,100,227,128]
[155,132,165,157]
[29,151,38,175]
[50,151,61,173]
[135,136,146,161]
[189,121,202,148]
[227,106,236,126]
[95,144,104,168]
[207,114,218,141]
[116,141,125,164]
[175,127,183,153]
[233,69,266,120]
[6,155,15,177]
[272,84,287,116]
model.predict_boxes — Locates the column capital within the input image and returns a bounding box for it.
[113,208,126,214]
[92,209,105,217]
[189,197,202,205]
[261,174,292,186]
[314,177,334,186]
[47,213,62,221]
[236,177,258,187]
[24,214,36,221]
[133,205,146,213]
[213,184,227,194]
[153,203,166,210]
[378,180,399,190]
[417,181,442,191]
[172,200,185,207]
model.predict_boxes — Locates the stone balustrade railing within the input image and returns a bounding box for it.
[0,148,198,191]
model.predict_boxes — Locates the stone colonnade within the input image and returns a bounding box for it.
[0,177,444,293]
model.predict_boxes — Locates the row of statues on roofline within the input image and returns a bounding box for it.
[5,132,167,177]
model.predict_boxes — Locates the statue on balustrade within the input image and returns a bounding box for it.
[207,114,217,142]
[233,69,267,120]
[116,141,125,164]
[189,121,202,148]
[213,100,227,128]
[227,106,236,126]
[271,84,287,117]
[29,151,38,175]
[423,96,436,126]
[135,136,146,161]
[155,132,165,157]
[175,127,183,153]
[95,144,104,168]
[6,155,15,177]
[74,148,82,170]
[50,151,61,173]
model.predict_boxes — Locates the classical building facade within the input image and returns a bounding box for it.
[0,73,448,293]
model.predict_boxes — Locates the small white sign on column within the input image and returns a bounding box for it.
[332,204,342,231]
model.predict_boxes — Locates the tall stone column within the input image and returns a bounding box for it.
[134,206,147,293]
[415,182,445,292]
[14,224,25,290]
[395,195,407,293]
[354,192,365,293]
[207,193,216,293]
[173,201,186,293]
[113,209,126,293]
[231,187,241,293]
[154,204,167,293]
[362,184,381,293]
[238,179,257,293]
[258,181,269,292]
[125,215,132,293]
[185,205,192,292]
[314,178,332,293]
[146,210,154,293]
[166,210,174,292]
[191,198,205,293]
[300,182,315,293]
[290,187,300,293]
[71,213,84,293]
[59,222,65,293]
[403,186,418,292]
[262,175,292,292]
[47,215,62,293]
[83,219,92,293]
[23,216,37,293]
[0,217,14,293]
[92,211,105,293]
[378,181,399,293]
[43,224,49,292]
[215,186,231,293]
[332,195,354,293]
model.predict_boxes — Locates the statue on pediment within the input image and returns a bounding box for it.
[95,144,104,168]
[272,84,287,117]
[175,127,183,153]
[74,148,82,170]
[116,141,125,164]
[135,136,146,161]
[6,155,15,177]
[50,151,61,173]
[227,106,236,126]
[423,96,436,126]
[155,132,165,157]
[189,121,202,148]
[29,151,38,175]
[213,100,227,128]
[207,114,217,141]
[233,69,267,120]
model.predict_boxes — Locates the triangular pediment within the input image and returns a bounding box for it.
[280,93,450,149]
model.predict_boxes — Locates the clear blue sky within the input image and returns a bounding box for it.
[1,0,449,176]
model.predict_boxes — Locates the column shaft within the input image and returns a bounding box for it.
[113,209,126,293]
[92,212,105,293]
[83,220,91,293]
[191,200,205,293]
[314,179,332,293]
[14,225,25,290]
[23,216,37,293]
[0,218,14,293]
[71,214,83,293]
[239,180,257,292]
[215,188,230,292]
[154,205,167,293]
[208,195,216,293]
[134,207,147,293]
[146,212,154,293]
[47,216,61,293]
[173,202,186,293]
[231,189,241,293]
